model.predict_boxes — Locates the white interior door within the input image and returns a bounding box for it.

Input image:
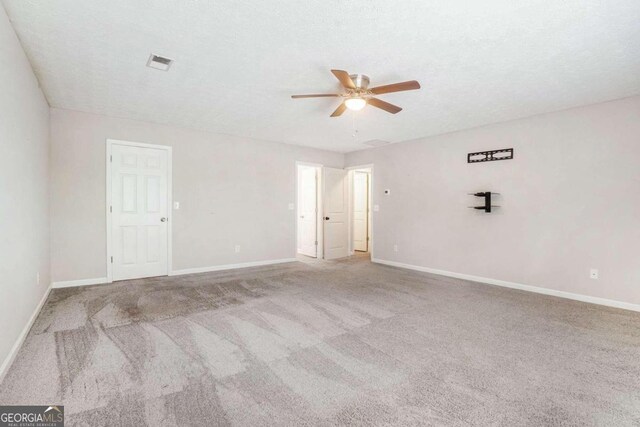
[353,171,369,252]
[297,166,317,257]
[323,167,348,260]
[111,144,169,281]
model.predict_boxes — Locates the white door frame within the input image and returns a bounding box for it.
[346,164,374,258]
[295,161,323,259]
[106,139,173,283]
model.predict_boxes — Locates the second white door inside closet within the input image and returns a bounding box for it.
[110,143,170,281]
[353,170,369,252]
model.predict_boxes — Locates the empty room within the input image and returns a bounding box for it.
[1,1,639,425]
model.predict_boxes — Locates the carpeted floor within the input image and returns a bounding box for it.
[1,255,639,426]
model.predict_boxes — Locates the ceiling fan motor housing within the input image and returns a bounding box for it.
[350,74,370,90]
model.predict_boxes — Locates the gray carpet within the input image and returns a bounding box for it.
[1,255,639,426]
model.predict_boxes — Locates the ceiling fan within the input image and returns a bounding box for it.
[291,69,421,117]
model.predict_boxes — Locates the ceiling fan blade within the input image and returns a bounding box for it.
[291,94,341,99]
[331,69,356,89]
[330,103,347,117]
[368,98,402,114]
[370,80,420,95]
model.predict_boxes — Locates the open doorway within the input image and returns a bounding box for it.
[297,162,370,261]
[296,163,322,258]
[349,166,372,255]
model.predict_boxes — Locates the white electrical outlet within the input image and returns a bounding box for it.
[590,268,599,279]
[235,245,241,253]
[393,244,398,252]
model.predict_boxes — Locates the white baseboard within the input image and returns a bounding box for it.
[170,258,298,276]
[52,277,108,289]
[372,258,640,313]
[0,283,52,384]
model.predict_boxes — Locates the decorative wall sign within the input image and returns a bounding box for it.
[467,148,513,163]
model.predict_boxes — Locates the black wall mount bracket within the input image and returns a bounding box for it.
[467,148,513,163]
[468,192,500,213]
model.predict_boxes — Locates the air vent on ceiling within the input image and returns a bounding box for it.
[362,139,390,147]
[147,54,173,71]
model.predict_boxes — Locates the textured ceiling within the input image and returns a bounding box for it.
[3,0,640,152]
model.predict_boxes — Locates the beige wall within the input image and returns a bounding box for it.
[0,6,50,373]
[50,108,343,282]
[346,96,640,306]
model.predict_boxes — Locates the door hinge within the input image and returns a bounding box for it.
[110,256,113,263]
[109,205,112,213]
[110,155,112,162]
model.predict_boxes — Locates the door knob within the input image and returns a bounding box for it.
[324,217,330,220]
[161,217,167,222]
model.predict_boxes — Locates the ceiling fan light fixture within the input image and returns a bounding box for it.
[290,69,419,117]
[345,97,367,111]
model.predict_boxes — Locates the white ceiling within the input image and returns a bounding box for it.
[3,0,640,153]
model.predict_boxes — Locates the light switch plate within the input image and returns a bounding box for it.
[288,203,294,210]
[174,202,180,210]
